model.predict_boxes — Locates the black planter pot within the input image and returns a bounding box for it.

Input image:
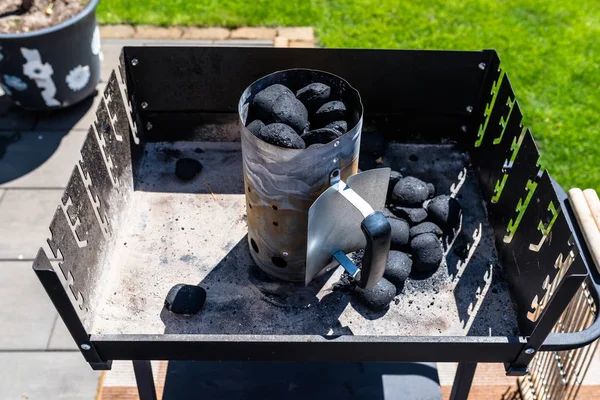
[0,0,101,110]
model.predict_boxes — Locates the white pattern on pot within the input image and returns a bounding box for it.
[20,48,60,107]
[66,65,91,92]
[3,75,28,91]
[91,25,101,55]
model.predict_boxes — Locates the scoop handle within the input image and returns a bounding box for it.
[358,211,391,288]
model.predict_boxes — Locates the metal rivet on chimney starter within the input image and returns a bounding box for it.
[283,251,289,257]
[334,141,340,147]
[141,102,148,109]
[466,105,473,113]
[131,58,139,66]
[524,347,535,355]
[146,122,153,131]
[461,125,468,132]
[333,157,339,164]
[80,344,91,351]
[478,62,486,70]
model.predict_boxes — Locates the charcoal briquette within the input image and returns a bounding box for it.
[388,205,428,225]
[246,119,265,136]
[388,217,410,250]
[296,82,331,111]
[271,94,310,134]
[175,158,203,181]
[427,183,436,198]
[384,251,413,285]
[409,233,443,273]
[409,222,443,239]
[382,207,396,218]
[314,100,347,123]
[325,120,348,134]
[354,277,396,311]
[392,176,430,206]
[426,195,462,232]
[301,127,341,146]
[258,123,306,149]
[164,284,207,315]
[387,170,403,203]
[250,84,294,120]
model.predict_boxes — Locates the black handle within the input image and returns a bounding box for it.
[358,211,391,288]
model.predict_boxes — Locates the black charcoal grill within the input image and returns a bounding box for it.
[33,47,600,400]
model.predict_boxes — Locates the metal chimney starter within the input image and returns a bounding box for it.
[238,69,363,282]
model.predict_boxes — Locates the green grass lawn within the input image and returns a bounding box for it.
[98,0,600,190]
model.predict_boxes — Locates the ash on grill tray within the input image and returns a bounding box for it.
[246,82,350,148]
[92,141,519,338]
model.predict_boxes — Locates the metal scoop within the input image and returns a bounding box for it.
[306,168,392,288]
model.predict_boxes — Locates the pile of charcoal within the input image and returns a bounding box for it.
[355,171,462,311]
[246,82,350,149]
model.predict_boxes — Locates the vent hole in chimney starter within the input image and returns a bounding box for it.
[250,238,259,253]
[272,256,287,268]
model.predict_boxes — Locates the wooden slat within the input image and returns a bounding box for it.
[569,188,600,272]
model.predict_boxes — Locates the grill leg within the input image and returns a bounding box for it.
[449,362,477,400]
[133,360,158,400]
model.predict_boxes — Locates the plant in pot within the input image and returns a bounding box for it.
[0,0,101,110]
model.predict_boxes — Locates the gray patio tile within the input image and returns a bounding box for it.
[101,41,123,80]
[0,262,57,350]
[0,189,62,260]
[0,352,99,400]
[0,189,5,203]
[0,130,87,188]
[47,315,78,350]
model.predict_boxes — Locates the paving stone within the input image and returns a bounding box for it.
[0,189,63,260]
[48,315,78,350]
[100,41,124,82]
[0,130,87,188]
[277,27,314,41]
[0,189,5,203]
[230,27,277,40]
[213,39,274,47]
[0,94,38,131]
[289,40,316,48]
[182,27,230,40]
[0,352,99,399]
[274,36,289,47]
[135,25,183,39]
[100,24,135,39]
[141,39,213,47]
[0,262,57,349]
